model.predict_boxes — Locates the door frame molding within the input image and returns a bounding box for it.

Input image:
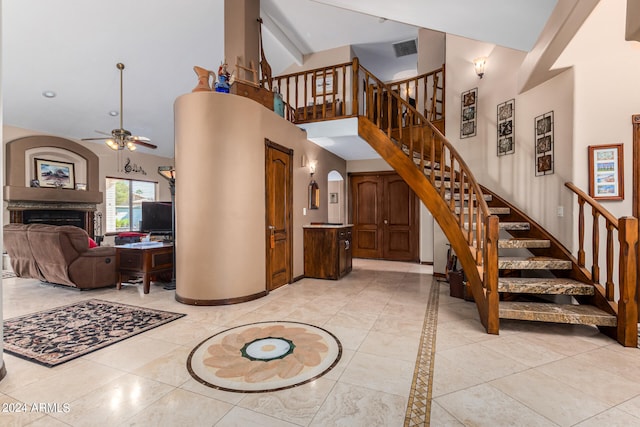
[265,138,293,291]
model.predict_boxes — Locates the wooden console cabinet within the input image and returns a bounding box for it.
[116,242,173,294]
[303,225,353,280]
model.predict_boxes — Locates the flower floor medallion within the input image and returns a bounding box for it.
[187,321,342,392]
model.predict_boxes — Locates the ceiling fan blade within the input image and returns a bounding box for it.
[81,137,109,141]
[130,135,151,142]
[130,139,157,149]
[95,130,113,137]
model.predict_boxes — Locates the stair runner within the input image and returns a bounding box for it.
[422,166,617,327]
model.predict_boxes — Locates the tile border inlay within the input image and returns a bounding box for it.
[404,278,440,426]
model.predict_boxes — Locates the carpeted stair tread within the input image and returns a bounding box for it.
[498,256,572,270]
[498,277,594,295]
[445,192,492,202]
[455,206,510,215]
[464,222,530,231]
[499,301,616,326]
[498,238,551,248]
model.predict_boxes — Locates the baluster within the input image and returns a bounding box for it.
[606,221,615,301]
[578,198,585,267]
[467,187,475,243]
[476,200,482,262]
[429,132,436,186]
[303,73,309,121]
[592,209,600,283]
[352,58,359,115]
[449,159,456,214]
[457,172,465,226]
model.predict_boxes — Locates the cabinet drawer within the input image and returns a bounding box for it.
[119,252,142,269]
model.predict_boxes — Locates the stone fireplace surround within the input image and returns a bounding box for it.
[4,135,103,237]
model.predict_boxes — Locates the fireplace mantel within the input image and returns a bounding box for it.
[4,186,102,204]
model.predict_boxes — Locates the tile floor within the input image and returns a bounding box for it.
[0,259,640,426]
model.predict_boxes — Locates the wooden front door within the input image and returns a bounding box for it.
[350,172,419,261]
[265,139,293,291]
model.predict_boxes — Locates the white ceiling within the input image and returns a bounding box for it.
[2,0,557,160]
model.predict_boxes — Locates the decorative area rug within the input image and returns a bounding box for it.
[187,321,342,393]
[3,299,185,367]
[404,278,440,426]
[2,270,17,279]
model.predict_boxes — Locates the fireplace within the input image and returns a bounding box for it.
[8,202,96,237]
[4,135,103,238]
[23,210,87,230]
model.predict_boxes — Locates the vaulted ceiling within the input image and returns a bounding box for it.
[2,0,557,158]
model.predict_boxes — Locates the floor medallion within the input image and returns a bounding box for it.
[187,321,342,393]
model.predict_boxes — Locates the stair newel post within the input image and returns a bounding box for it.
[616,216,638,347]
[578,198,586,267]
[485,215,500,334]
[592,208,601,283]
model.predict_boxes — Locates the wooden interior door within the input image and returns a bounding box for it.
[265,139,293,291]
[350,172,419,261]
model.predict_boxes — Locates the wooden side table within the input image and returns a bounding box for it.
[116,242,173,294]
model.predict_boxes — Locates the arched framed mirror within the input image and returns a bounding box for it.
[327,170,344,223]
[308,179,320,209]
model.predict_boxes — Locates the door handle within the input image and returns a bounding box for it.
[383,219,388,224]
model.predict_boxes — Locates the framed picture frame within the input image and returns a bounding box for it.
[460,88,477,139]
[497,99,515,156]
[534,111,554,176]
[588,143,624,200]
[34,158,75,189]
[313,70,335,97]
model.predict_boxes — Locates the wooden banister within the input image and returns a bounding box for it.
[565,182,638,346]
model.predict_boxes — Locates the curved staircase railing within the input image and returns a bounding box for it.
[353,59,499,333]
[271,58,637,344]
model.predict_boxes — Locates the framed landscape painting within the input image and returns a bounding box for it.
[588,143,624,200]
[34,158,75,189]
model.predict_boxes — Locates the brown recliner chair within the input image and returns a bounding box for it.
[4,223,117,289]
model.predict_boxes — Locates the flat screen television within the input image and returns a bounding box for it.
[140,201,172,233]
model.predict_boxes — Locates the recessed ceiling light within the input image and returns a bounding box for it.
[109,110,119,117]
[42,91,56,98]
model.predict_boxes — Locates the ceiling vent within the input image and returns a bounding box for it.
[393,39,417,57]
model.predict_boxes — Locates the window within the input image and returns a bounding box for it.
[105,178,156,233]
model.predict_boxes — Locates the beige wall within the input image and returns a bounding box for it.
[3,125,175,245]
[417,28,446,74]
[174,92,346,302]
[224,0,260,84]
[445,35,575,249]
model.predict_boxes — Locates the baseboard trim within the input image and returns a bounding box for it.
[420,261,434,266]
[433,272,446,279]
[175,290,268,306]
[292,275,305,283]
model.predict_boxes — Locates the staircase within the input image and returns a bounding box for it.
[273,59,638,346]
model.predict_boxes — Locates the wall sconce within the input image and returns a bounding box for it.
[308,160,317,176]
[473,56,487,79]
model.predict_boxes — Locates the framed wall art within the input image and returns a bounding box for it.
[497,99,515,156]
[34,158,75,189]
[534,111,554,176]
[460,88,477,139]
[588,143,624,200]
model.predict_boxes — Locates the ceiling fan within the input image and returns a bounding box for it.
[82,63,157,151]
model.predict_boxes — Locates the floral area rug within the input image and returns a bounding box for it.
[3,299,185,367]
[187,321,342,393]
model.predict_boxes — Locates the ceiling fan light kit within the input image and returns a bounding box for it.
[82,62,157,152]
